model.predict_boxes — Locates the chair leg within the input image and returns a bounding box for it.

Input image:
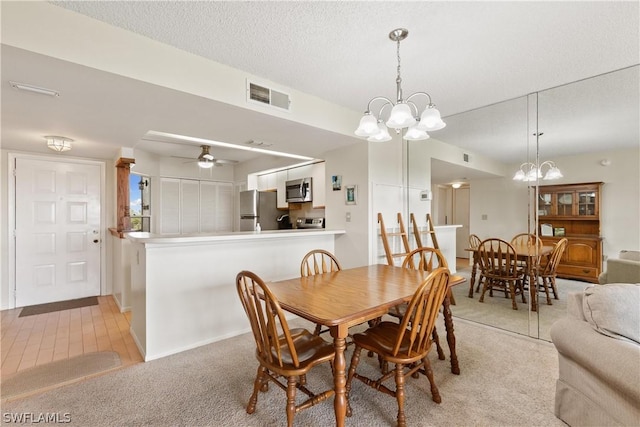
[313,323,322,335]
[432,327,445,360]
[509,282,518,310]
[345,345,363,418]
[479,279,489,303]
[247,365,267,414]
[542,277,552,305]
[395,363,407,427]
[286,376,297,427]
[422,357,442,404]
[519,279,527,303]
[550,276,559,300]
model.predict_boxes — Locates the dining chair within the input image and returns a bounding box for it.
[536,238,568,305]
[477,238,526,310]
[300,249,342,335]
[510,233,543,288]
[345,267,451,427]
[300,249,342,277]
[510,232,543,248]
[236,270,335,427]
[387,247,448,361]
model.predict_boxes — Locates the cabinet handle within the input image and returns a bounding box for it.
[583,269,590,274]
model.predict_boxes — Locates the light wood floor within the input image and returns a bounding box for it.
[1,296,142,380]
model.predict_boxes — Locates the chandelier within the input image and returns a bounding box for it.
[354,28,446,142]
[513,161,563,181]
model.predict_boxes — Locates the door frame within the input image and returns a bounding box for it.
[7,152,107,309]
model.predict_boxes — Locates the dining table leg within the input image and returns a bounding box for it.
[331,324,349,427]
[442,294,460,375]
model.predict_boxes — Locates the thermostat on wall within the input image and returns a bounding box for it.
[420,190,432,201]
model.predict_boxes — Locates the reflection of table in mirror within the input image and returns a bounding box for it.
[465,244,554,311]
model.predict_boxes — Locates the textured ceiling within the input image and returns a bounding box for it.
[2,2,638,179]
[50,1,639,117]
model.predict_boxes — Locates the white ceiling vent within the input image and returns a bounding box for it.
[247,80,291,112]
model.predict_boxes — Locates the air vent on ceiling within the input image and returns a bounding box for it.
[463,153,471,163]
[247,80,291,112]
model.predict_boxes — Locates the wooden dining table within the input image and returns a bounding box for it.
[267,264,466,427]
[466,244,554,311]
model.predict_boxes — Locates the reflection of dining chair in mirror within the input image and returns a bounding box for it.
[511,233,543,279]
[387,247,448,361]
[236,270,335,426]
[300,249,342,336]
[478,238,526,310]
[345,267,451,426]
[535,238,568,305]
[468,234,483,295]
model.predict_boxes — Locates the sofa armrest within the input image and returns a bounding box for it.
[566,291,587,321]
[551,317,640,403]
[600,258,640,284]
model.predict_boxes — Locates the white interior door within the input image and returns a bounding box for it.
[454,187,471,258]
[15,158,102,307]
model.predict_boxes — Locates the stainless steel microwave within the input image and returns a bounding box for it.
[285,177,312,203]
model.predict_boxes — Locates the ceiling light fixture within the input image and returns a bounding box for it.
[197,145,215,168]
[451,183,462,189]
[354,28,446,142]
[45,136,72,152]
[11,81,60,97]
[513,161,563,181]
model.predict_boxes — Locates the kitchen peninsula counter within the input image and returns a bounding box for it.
[126,229,345,361]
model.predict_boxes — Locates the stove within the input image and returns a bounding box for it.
[296,217,325,229]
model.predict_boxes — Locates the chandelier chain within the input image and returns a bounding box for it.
[396,38,403,102]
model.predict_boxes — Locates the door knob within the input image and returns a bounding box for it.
[93,239,99,243]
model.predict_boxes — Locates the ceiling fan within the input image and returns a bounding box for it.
[190,145,239,168]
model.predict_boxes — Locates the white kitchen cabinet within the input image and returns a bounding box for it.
[276,170,289,209]
[159,177,233,234]
[311,162,326,208]
[257,172,277,191]
[286,164,312,180]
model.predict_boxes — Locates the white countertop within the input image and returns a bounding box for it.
[126,228,345,245]
[433,224,463,229]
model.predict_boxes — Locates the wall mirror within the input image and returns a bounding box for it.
[407,65,639,340]
[408,94,538,338]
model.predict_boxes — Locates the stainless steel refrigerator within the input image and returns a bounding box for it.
[239,190,279,231]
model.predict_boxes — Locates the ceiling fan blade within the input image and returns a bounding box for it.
[213,159,239,165]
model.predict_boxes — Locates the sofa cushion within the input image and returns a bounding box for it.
[583,283,640,344]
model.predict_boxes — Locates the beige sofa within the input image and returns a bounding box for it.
[550,284,640,426]
[598,250,640,284]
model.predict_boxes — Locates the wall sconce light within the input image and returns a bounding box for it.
[45,136,73,152]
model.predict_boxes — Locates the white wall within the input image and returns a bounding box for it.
[324,141,371,268]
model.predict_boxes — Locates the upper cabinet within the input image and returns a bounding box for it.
[538,182,602,219]
[311,162,325,208]
[276,170,288,209]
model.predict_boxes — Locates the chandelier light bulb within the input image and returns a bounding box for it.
[404,124,429,141]
[355,113,379,137]
[367,122,392,142]
[386,103,416,129]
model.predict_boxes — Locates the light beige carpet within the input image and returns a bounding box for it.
[1,319,565,426]
[1,352,121,401]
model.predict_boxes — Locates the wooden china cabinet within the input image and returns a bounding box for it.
[537,182,603,283]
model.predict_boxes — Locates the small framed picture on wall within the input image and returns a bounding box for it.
[332,175,342,191]
[345,185,357,205]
